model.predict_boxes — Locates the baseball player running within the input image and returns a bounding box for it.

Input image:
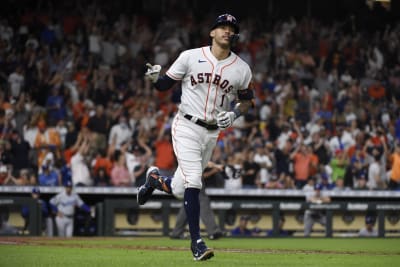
[49,181,90,237]
[137,14,254,261]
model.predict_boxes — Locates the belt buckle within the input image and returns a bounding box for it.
[190,116,198,123]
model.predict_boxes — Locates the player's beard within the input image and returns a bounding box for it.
[215,36,231,50]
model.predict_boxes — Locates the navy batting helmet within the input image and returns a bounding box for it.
[211,14,239,34]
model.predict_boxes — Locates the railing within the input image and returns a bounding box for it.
[1,186,400,237]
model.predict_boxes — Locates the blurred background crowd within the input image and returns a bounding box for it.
[0,0,400,191]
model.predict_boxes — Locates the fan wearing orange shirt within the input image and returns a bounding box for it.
[34,119,61,168]
[154,117,176,177]
[388,143,400,190]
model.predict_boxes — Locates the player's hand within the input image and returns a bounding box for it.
[217,111,236,129]
[145,63,161,83]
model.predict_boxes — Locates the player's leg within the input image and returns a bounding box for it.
[179,127,217,260]
[137,115,184,205]
[55,216,65,237]
[137,166,173,205]
[65,218,74,237]
[303,210,315,237]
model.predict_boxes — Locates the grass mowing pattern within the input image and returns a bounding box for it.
[1,237,399,267]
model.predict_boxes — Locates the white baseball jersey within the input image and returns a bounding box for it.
[165,46,252,198]
[50,190,84,216]
[166,46,252,122]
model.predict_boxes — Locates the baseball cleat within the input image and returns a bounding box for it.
[137,184,154,205]
[191,239,214,261]
[137,166,167,205]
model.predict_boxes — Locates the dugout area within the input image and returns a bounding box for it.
[104,199,400,238]
[1,191,400,237]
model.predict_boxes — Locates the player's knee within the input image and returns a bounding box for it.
[172,186,185,200]
[171,173,203,199]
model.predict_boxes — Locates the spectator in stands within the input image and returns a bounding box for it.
[0,133,12,169]
[319,173,336,190]
[0,165,15,185]
[303,177,316,192]
[8,65,24,99]
[38,164,61,186]
[55,119,68,149]
[9,129,31,176]
[45,87,66,126]
[13,169,32,185]
[224,152,244,190]
[153,118,175,177]
[354,174,369,190]
[0,1,398,198]
[70,138,93,186]
[265,173,284,189]
[367,149,386,190]
[274,139,293,184]
[291,142,313,189]
[59,159,72,186]
[108,114,133,151]
[87,104,110,148]
[344,147,367,188]
[330,148,348,184]
[33,119,61,170]
[358,215,378,237]
[311,131,331,173]
[333,177,347,191]
[64,121,79,153]
[110,149,131,187]
[133,158,149,187]
[123,138,152,184]
[241,149,261,189]
[91,149,113,181]
[253,143,273,187]
[388,143,400,190]
[93,167,110,186]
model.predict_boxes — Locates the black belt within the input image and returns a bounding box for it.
[183,114,218,130]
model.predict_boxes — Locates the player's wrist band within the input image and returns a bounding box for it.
[232,108,241,119]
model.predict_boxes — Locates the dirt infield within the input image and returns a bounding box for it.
[1,237,399,256]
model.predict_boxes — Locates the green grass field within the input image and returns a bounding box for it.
[1,237,399,267]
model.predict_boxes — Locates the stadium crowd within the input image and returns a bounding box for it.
[1,1,400,192]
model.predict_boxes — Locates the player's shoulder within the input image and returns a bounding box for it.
[232,51,251,69]
[180,47,204,56]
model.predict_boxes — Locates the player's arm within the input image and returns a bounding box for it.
[49,195,59,214]
[76,195,91,213]
[216,86,255,129]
